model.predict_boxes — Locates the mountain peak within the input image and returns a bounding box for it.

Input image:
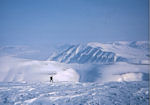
[48,41,149,64]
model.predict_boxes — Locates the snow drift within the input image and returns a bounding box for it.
[0,56,79,83]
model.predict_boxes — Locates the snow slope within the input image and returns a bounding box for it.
[48,44,126,64]
[0,56,79,83]
[0,56,148,83]
[67,62,149,83]
[48,41,149,64]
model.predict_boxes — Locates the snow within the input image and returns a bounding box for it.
[0,41,149,105]
[117,72,143,82]
[53,68,79,82]
[0,81,148,105]
[0,56,148,83]
[49,41,149,64]
[0,56,79,83]
[99,62,149,83]
[87,41,149,61]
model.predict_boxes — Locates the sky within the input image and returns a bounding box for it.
[0,0,149,47]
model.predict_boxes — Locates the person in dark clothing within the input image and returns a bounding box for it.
[50,76,53,83]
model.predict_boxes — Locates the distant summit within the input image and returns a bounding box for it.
[48,41,149,64]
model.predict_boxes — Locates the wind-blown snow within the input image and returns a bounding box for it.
[0,56,148,83]
[0,56,79,83]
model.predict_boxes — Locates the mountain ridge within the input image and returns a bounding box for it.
[48,41,149,64]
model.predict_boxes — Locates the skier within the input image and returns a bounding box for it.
[50,76,53,83]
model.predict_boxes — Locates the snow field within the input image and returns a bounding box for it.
[0,56,149,83]
[0,81,148,105]
[0,56,79,83]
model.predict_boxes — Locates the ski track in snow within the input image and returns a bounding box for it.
[0,81,149,105]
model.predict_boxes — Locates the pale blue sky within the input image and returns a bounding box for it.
[0,0,149,47]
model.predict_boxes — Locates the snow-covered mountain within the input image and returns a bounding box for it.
[48,41,149,64]
[0,41,149,83]
[0,41,149,105]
